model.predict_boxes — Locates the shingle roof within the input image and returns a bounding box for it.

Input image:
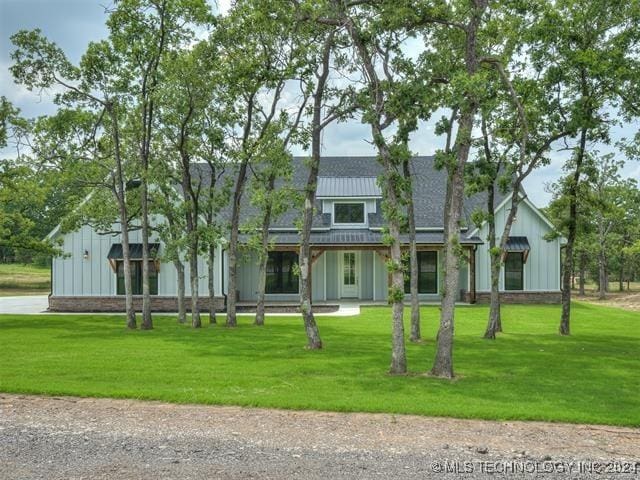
[191,156,510,241]
[316,176,381,197]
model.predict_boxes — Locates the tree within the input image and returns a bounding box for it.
[218,0,309,327]
[10,32,139,328]
[427,0,489,378]
[0,99,72,260]
[106,0,213,330]
[155,39,224,328]
[469,47,572,339]
[329,1,441,374]
[529,0,640,335]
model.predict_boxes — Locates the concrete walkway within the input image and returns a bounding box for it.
[0,295,362,316]
[0,295,49,314]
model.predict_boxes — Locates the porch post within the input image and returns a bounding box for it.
[308,248,325,305]
[470,246,477,304]
[308,247,312,305]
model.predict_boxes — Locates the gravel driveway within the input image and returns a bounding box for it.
[1,394,638,479]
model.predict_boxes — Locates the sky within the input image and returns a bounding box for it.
[1,0,638,207]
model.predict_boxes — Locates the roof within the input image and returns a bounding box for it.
[506,236,530,251]
[107,243,161,259]
[316,176,381,197]
[240,230,483,246]
[192,156,508,235]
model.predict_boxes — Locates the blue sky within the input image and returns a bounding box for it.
[1,0,638,207]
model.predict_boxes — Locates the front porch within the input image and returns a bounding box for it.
[236,244,478,304]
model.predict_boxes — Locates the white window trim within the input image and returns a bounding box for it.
[332,201,367,228]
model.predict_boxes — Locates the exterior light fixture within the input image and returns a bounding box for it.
[83,250,89,260]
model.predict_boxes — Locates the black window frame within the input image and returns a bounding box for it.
[504,252,524,291]
[333,202,366,224]
[116,260,158,295]
[404,250,438,294]
[266,251,299,294]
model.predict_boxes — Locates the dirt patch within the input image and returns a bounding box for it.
[574,289,640,312]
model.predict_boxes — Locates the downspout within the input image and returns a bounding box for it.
[471,245,477,304]
[221,248,227,310]
[48,255,53,311]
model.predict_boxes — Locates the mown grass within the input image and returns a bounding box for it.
[0,263,50,296]
[0,303,638,426]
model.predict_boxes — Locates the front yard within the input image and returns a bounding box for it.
[0,304,637,426]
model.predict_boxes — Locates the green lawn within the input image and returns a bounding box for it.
[0,304,638,426]
[0,263,50,296]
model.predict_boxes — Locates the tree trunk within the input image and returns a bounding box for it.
[403,158,421,343]
[108,104,136,329]
[298,34,334,350]
[226,158,249,328]
[484,182,502,339]
[174,259,186,324]
[343,16,406,374]
[618,256,624,292]
[255,178,275,327]
[431,0,486,378]
[189,247,200,328]
[140,179,153,330]
[208,244,216,325]
[578,253,586,296]
[560,125,587,335]
[598,238,606,300]
[119,201,136,330]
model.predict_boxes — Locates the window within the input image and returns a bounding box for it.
[404,251,438,294]
[334,202,365,224]
[504,252,524,290]
[116,261,158,295]
[266,251,299,294]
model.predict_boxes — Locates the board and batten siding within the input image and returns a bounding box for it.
[52,222,223,297]
[235,250,325,302]
[474,200,561,292]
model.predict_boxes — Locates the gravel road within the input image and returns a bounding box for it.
[1,394,638,479]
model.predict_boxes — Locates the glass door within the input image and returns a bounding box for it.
[341,251,358,298]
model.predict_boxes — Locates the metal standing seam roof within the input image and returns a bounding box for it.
[505,236,530,251]
[107,243,161,259]
[239,230,483,246]
[316,176,382,197]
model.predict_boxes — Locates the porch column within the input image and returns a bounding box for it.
[309,248,325,304]
[374,249,391,300]
[469,246,477,304]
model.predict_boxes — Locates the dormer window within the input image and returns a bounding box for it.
[334,202,365,225]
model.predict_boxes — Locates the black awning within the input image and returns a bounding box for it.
[506,236,530,251]
[107,243,160,260]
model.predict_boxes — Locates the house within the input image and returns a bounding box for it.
[47,156,563,311]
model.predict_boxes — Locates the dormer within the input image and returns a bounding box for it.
[316,177,381,229]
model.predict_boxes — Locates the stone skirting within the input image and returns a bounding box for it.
[48,295,226,313]
[469,291,562,304]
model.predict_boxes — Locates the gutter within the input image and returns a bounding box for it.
[221,248,227,310]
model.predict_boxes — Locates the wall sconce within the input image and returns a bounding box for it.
[83,250,89,260]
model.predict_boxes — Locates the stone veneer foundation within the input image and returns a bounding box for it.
[48,295,226,313]
[469,291,562,304]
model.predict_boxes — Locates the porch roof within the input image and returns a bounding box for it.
[107,243,161,259]
[240,230,483,247]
